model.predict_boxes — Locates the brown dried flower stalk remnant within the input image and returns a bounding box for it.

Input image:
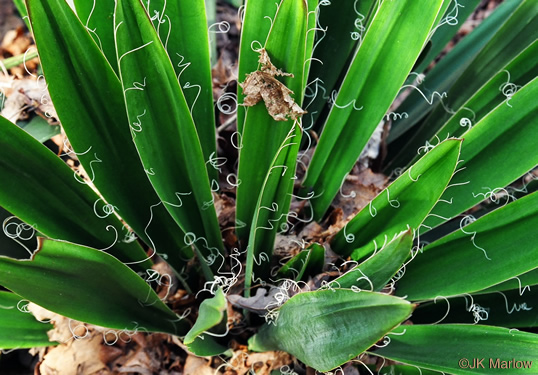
[239,48,307,121]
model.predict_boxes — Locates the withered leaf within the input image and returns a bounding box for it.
[239,48,306,121]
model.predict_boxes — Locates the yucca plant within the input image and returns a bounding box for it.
[1,0,537,373]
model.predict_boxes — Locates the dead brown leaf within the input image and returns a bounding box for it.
[0,77,58,123]
[240,351,292,375]
[27,304,109,375]
[183,355,215,375]
[239,48,306,121]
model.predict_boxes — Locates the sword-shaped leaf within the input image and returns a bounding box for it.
[0,238,187,335]
[373,325,538,374]
[331,139,461,260]
[73,0,117,74]
[236,0,315,240]
[0,116,148,267]
[422,77,538,231]
[114,0,223,278]
[244,123,302,293]
[0,291,54,349]
[388,0,537,168]
[302,0,446,219]
[145,0,217,181]
[331,229,413,290]
[397,192,538,301]
[27,0,190,270]
[388,0,524,144]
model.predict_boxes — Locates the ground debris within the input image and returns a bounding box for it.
[239,48,306,121]
[28,304,110,375]
[0,77,58,123]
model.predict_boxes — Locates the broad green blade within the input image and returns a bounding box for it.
[236,0,315,240]
[249,290,414,372]
[302,0,446,219]
[187,335,232,357]
[0,291,54,349]
[184,288,227,345]
[301,0,318,93]
[422,77,538,231]
[205,0,217,65]
[244,123,302,292]
[480,269,538,295]
[115,0,223,276]
[394,40,538,174]
[304,0,372,129]
[19,117,60,143]
[331,229,413,291]
[387,0,524,144]
[73,0,117,74]
[277,242,324,282]
[236,1,282,134]
[397,192,538,301]
[388,0,537,168]
[429,41,538,141]
[27,0,189,270]
[0,116,148,266]
[412,288,538,328]
[412,0,481,75]
[145,0,217,181]
[373,325,538,374]
[331,139,461,260]
[0,238,187,335]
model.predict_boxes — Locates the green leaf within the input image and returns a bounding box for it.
[388,0,537,168]
[480,269,538,295]
[387,0,523,153]
[236,0,315,239]
[0,291,54,349]
[429,40,538,141]
[302,0,446,219]
[412,288,538,328]
[331,229,413,291]
[27,0,189,270]
[386,0,481,140]
[186,334,232,357]
[19,117,60,143]
[304,0,372,129]
[73,0,117,74]
[422,77,538,231]
[249,290,414,372]
[331,139,461,260]
[0,115,148,266]
[115,0,223,276]
[277,242,324,282]
[145,0,217,181]
[184,288,227,345]
[0,238,187,335]
[236,1,281,134]
[244,123,302,292]
[412,0,481,75]
[387,0,524,144]
[397,192,538,301]
[373,325,538,374]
